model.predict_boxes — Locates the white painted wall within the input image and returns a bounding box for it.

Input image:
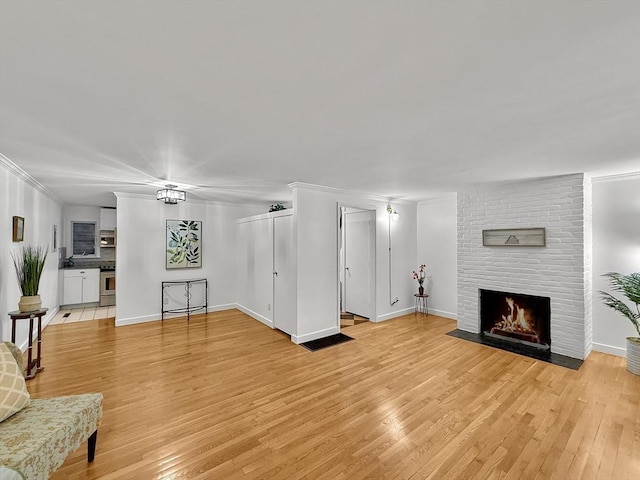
[292,184,417,343]
[0,159,62,348]
[417,196,457,319]
[457,174,592,360]
[592,174,640,356]
[114,193,262,326]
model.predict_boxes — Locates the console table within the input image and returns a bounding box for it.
[8,308,48,379]
[161,279,208,321]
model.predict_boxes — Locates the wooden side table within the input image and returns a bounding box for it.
[414,294,429,315]
[9,308,48,379]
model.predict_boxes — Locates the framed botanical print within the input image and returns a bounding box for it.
[166,220,202,269]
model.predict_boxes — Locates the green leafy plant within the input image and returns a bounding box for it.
[599,272,640,338]
[269,203,286,212]
[12,245,48,296]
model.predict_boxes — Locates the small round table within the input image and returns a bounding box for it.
[8,308,48,379]
[414,294,429,315]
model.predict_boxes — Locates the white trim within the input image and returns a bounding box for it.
[591,172,640,183]
[376,307,415,322]
[236,304,274,328]
[288,182,415,205]
[428,308,458,321]
[591,342,626,358]
[115,304,237,326]
[417,194,457,206]
[115,313,161,326]
[207,303,236,314]
[0,152,59,202]
[292,325,340,344]
[236,209,293,224]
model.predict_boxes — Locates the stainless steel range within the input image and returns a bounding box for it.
[99,264,116,307]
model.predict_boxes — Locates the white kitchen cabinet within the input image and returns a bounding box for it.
[100,208,116,230]
[63,268,100,305]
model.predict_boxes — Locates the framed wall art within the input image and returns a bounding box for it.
[12,216,24,242]
[482,228,546,247]
[166,220,202,269]
[51,224,58,252]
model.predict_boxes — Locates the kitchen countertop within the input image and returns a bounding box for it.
[63,261,115,270]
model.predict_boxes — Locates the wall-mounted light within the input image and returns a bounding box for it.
[156,184,186,205]
[386,204,400,221]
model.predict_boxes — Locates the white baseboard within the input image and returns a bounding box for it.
[376,307,415,322]
[207,303,236,313]
[115,304,236,327]
[235,304,274,329]
[591,342,626,358]
[115,313,161,327]
[429,308,457,320]
[292,326,340,344]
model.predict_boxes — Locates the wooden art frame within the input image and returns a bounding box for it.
[12,216,24,242]
[482,228,546,247]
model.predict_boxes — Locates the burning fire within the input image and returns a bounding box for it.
[495,296,535,334]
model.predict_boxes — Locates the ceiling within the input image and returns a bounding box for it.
[1,1,639,207]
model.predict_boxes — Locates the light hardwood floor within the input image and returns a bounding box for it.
[28,310,639,479]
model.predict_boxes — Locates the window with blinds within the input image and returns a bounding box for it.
[72,222,96,256]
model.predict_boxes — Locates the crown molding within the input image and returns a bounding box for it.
[287,182,416,205]
[0,152,59,202]
[591,171,640,184]
[417,193,457,205]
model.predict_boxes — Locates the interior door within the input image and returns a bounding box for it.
[344,211,370,318]
[273,214,296,335]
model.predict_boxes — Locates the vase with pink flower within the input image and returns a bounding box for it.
[413,264,426,295]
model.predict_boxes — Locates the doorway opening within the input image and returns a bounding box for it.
[338,205,376,329]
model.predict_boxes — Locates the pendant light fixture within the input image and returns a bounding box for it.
[156,184,186,205]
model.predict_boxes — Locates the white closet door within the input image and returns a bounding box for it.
[344,211,370,318]
[273,214,296,335]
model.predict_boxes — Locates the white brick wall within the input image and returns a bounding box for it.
[457,174,593,359]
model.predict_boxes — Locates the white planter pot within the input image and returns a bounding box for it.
[18,295,41,313]
[627,337,640,376]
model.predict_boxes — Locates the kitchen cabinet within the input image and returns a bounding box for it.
[100,208,116,231]
[63,269,100,305]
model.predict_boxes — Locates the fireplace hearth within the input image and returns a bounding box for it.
[480,289,551,351]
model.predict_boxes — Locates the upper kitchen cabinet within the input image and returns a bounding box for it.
[100,208,117,230]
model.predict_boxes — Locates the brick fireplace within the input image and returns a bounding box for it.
[456,174,592,360]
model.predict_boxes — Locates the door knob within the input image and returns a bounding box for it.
[273,271,278,276]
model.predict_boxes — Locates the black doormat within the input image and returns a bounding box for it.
[446,329,583,370]
[300,333,354,352]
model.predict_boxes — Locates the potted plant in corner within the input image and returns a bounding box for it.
[12,245,48,313]
[413,264,426,295]
[599,272,640,375]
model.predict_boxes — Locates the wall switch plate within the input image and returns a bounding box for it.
[268,304,271,311]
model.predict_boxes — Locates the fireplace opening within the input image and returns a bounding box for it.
[480,289,550,351]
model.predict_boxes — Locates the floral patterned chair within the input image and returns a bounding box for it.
[0,342,103,480]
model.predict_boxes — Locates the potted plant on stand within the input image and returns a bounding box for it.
[12,245,48,313]
[413,264,426,295]
[599,272,640,375]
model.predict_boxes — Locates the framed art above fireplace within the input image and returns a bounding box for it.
[482,227,545,247]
